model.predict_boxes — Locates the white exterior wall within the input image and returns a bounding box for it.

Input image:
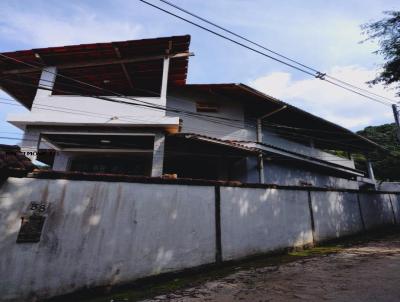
[8,95,179,129]
[7,62,179,130]
[311,191,364,241]
[167,91,255,141]
[0,178,216,301]
[220,187,313,260]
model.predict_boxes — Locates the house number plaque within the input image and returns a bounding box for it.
[16,202,48,243]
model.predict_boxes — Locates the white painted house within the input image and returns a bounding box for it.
[0,35,380,189]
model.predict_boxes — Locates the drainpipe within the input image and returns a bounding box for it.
[256,105,287,184]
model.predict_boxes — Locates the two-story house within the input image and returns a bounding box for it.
[0,35,381,189]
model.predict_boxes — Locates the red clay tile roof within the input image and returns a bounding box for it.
[0,35,191,108]
[0,144,35,177]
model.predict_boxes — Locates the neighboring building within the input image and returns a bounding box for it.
[0,144,35,178]
[0,35,381,189]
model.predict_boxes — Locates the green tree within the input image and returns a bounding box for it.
[356,123,400,181]
[362,11,400,94]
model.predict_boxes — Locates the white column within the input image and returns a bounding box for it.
[20,128,40,162]
[52,152,70,171]
[256,119,265,184]
[32,66,57,108]
[366,160,376,182]
[160,57,170,105]
[151,133,165,177]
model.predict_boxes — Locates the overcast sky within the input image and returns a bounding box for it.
[1,0,399,144]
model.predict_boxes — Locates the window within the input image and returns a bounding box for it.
[196,102,219,113]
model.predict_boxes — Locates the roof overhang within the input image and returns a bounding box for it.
[0,35,192,108]
[173,133,364,177]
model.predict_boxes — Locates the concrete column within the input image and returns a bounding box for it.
[151,133,165,177]
[256,119,264,184]
[160,57,170,105]
[52,152,70,171]
[258,154,265,184]
[20,128,41,162]
[33,66,58,103]
[366,159,376,182]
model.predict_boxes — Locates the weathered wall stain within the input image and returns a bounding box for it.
[0,177,398,302]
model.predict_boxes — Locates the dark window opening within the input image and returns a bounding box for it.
[196,102,219,113]
[69,154,152,176]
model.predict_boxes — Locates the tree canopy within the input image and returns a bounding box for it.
[356,123,400,181]
[362,11,400,95]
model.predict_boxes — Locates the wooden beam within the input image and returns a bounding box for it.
[114,47,134,89]
[2,52,194,75]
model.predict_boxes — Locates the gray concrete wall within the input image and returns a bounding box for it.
[379,182,400,192]
[220,187,313,260]
[1,177,399,301]
[263,162,359,189]
[311,191,364,241]
[0,178,216,301]
[359,193,396,230]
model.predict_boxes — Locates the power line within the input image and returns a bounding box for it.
[0,77,379,152]
[0,54,249,125]
[140,0,396,106]
[159,0,398,105]
[0,49,385,138]
[0,51,382,151]
[154,0,398,105]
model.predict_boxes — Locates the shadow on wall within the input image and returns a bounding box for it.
[0,177,398,302]
[310,191,364,242]
[0,179,216,301]
[219,187,314,261]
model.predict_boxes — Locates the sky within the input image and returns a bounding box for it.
[0,0,399,145]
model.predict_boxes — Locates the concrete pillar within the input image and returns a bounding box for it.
[366,159,376,182]
[151,133,165,177]
[33,66,58,103]
[20,128,41,162]
[52,152,70,171]
[160,57,170,105]
[258,154,265,184]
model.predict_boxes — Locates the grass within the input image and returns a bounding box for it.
[45,226,400,302]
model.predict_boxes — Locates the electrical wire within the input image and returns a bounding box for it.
[140,0,397,106]
[0,78,379,152]
[0,51,384,152]
[0,51,385,140]
[158,0,398,105]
